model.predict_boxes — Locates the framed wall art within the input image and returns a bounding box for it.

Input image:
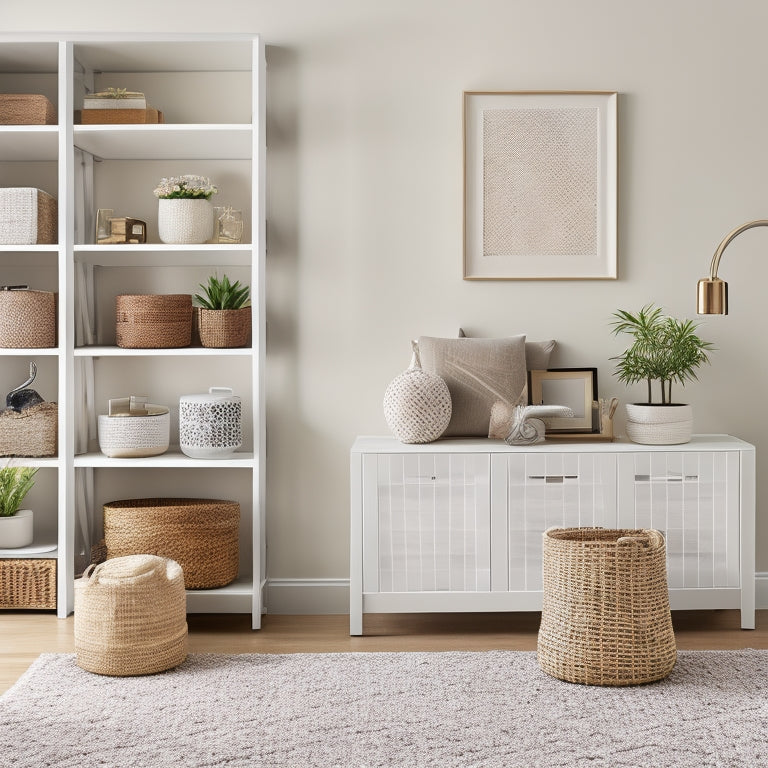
[528,368,598,432]
[463,91,617,280]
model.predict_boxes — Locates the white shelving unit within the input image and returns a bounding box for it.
[0,34,266,628]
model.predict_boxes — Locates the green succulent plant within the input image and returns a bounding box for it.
[0,466,38,517]
[194,274,250,310]
[610,304,714,405]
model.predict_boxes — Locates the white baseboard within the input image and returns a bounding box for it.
[265,578,350,615]
[266,576,768,615]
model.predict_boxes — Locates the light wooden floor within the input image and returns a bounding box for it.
[2,610,766,695]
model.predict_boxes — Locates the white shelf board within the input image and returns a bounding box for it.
[74,450,255,468]
[0,543,57,557]
[0,348,59,356]
[74,125,253,160]
[186,577,254,613]
[0,126,58,161]
[74,346,252,357]
[0,457,60,468]
[73,243,252,267]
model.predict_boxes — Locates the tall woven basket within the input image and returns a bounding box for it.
[103,498,240,588]
[74,554,187,676]
[538,527,676,686]
[115,294,192,348]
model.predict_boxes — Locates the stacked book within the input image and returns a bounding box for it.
[80,88,163,124]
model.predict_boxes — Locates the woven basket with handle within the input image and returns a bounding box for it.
[537,527,677,686]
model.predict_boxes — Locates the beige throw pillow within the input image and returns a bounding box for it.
[418,335,528,437]
[458,328,556,371]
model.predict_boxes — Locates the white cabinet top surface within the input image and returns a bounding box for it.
[352,435,754,454]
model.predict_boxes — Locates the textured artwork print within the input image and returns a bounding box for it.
[482,107,598,259]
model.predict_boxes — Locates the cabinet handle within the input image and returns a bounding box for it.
[527,475,578,483]
[634,474,699,482]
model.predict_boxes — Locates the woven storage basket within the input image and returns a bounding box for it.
[115,294,192,348]
[538,527,677,686]
[0,401,58,457]
[0,289,56,348]
[80,107,163,124]
[74,554,187,676]
[0,188,57,244]
[196,306,251,348]
[103,498,240,589]
[0,94,56,125]
[0,558,56,609]
[97,408,170,458]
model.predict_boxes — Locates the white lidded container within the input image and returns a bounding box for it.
[179,386,242,459]
[97,395,170,458]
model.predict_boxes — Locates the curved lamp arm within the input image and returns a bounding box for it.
[697,219,768,314]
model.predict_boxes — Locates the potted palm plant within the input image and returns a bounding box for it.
[194,273,251,348]
[610,304,714,444]
[0,466,37,548]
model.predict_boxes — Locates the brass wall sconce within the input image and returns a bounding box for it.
[697,219,768,314]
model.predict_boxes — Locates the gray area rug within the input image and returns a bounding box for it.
[1,649,767,767]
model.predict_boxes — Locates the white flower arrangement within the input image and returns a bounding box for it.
[153,175,218,200]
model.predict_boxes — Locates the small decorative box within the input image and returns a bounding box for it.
[179,387,242,459]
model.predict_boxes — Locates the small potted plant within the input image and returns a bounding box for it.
[194,273,251,348]
[610,304,714,444]
[0,466,38,548]
[153,174,218,244]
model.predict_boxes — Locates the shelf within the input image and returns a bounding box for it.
[0,457,60,468]
[74,450,255,468]
[0,126,58,161]
[186,577,254,613]
[74,125,253,160]
[0,543,57,558]
[74,346,252,357]
[74,243,252,267]
[0,347,59,356]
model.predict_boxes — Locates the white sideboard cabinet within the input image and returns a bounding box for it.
[350,435,755,635]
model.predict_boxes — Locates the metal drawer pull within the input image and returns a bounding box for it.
[527,475,578,483]
[634,474,699,482]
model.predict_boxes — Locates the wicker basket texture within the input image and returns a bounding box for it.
[537,527,677,686]
[80,107,163,124]
[74,554,187,676]
[0,289,56,348]
[103,498,240,589]
[115,294,192,348]
[0,558,56,609]
[0,401,58,457]
[0,188,57,245]
[0,94,56,125]
[196,306,251,348]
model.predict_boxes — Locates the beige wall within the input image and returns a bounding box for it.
[6,1,768,584]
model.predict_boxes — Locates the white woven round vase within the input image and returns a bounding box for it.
[158,198,214,244]
[383,363,452,444]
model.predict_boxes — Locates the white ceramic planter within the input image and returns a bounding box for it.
[157,198,214,244]
[0,508,33,548]
[625,403,693,445]
[179,387,242,459]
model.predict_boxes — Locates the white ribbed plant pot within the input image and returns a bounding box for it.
[158,198,214,244]
[625,403,693,445]
[0,508,33,548]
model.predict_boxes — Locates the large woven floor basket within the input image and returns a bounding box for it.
[538,527,677,686]
[74,554,187,676]
[103,498,239,589]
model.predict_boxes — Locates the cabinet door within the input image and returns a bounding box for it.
[617,452,740,589]
[501,453,617,591]
[364,453,491,593]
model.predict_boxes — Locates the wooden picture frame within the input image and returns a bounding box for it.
[463,91,617,280]
[528,368,598,433]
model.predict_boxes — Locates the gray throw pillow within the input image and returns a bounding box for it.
[458,328,556,371]
[418,335,527,437]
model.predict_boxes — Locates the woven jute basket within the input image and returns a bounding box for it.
[103,498,240,589]
[0,188,57,244]
[537,527,677,686]
[0,401,58,457]
[0,558,56,609]
[196,306,251,348]
[0,289,56,348]
[74,554,187,676]
[115,294,192,348]
[0,94,56,125]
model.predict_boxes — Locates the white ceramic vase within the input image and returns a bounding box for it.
[0,508,33,548]
[157,198,214,244]
[625,403,693,445]
[179,387,242,458]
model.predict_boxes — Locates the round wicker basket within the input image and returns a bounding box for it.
[196,306,251,348]
[103,498,240,589]
[115,294,192,348]
[0,289,56,348]
[74,554,187,676]
[537,527,677,686]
